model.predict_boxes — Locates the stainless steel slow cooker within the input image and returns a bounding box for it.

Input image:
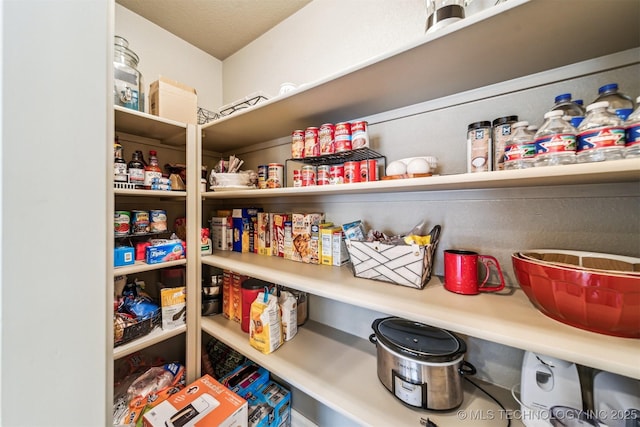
[369,317,476,410]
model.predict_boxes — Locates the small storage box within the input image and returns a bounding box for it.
[149,76,197,125]
[345,239,439,289]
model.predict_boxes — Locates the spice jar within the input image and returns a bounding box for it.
[114,36,144,112]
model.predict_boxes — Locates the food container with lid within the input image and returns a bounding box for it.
[369,316,475,410]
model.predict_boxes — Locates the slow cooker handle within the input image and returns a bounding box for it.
[458,360,476,376]
[369,334,377,344]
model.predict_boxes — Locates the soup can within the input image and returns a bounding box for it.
[149,209,168,232]
[351,121,369,149]
[317,165,330,186]
[292,169,302,187]
[291,130,305,159]
[267,163,284,188]
[329,164,344,185]
[114,211,131,236]
[257,164,268,189]
[335,122,352,152]
[319,123,335,155]
[360,159,378,182]
[304,127,320,157]
[301,165,316,186]
[344,161,361,183]
[131,210,150,234]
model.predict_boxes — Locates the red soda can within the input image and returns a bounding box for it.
[304,127,320,157]
[329,164,344,185]
[334,122,352,152]
[319,123,335,155]
[344,161,361,183]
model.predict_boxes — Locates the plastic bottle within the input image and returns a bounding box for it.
[593,83,635,121]
[503,121,536,170]
[551,93,585,128]
[144,150,163,188]
[624,96,640,158]
[114,142,128,183]
[576,101,625,163]
[534,110,577,167]
[127,151,145,187]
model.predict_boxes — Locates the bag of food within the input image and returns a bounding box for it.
[249,292,283,354]
[279,291,298,341]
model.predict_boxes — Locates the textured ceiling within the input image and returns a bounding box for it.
[116,0,313,60]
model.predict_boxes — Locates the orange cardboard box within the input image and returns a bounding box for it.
[142,374,247,427]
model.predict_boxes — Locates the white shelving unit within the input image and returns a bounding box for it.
[195,0,640,424]
[112,107,199,378]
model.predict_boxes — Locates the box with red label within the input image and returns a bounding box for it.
[146,240,185,265]
[142,374,247,427]
[270,213,290,258]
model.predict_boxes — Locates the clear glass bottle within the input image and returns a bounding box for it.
[593,83,635,121]
[144,150,163,188]
[576,101,625,163]
[114,142,128,183]
[551,93,585,128]
[127,150,145,187]
[503,121,536,170]
[114,36,144,112]
[624,96,640,158]
[534,110,577,167]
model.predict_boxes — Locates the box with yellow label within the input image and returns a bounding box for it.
[161,286,186,329]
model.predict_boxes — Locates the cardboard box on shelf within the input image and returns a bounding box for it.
[149,76,197,125]
[290,213,324,264]
[142,374,247,427]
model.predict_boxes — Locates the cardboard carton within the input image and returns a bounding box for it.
[149,76,197,125]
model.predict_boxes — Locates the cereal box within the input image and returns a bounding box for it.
[211,216,233,251]
[291,213,324,264]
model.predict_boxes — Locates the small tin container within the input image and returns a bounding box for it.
[291,130,305,159]
[492,115,518,171]
[329,164,344,185]
[301,165,316,186]
[335,122,352,152]
[131,210,150,234]
[351,121,370,149]
[257,164,268,189]
[267,163,284,188]
[467,121,492,173]
[360,159,378,181]
[292,169,302,187]
[344,161,361,183]
[319,123,336,155]
[317,165,330,185]
[149,209,168,232]
[304,127,320,157]
[114,211,131,236]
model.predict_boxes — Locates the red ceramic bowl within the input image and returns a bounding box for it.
[512,252,640,338]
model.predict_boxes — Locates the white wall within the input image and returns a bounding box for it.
[115,4,223,113]
[2,0,110,425]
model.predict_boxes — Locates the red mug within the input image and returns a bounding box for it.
[444,249,505,295]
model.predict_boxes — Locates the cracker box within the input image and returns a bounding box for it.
[142,374,247,427]
[211,215,233,251]
[218,360,270,397]
[257,212,271,256]
[291,213,324,264]
[245,381,292,427]
[231,272,248,323]
[160,287,186,329]
[270,213,290,258]
[149,76,198,125]
[283,221,294,261]
[232,208,262,253]
[332,228,350,266]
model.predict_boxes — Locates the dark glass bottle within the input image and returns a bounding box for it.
[127,151,145,187]
[114,143,128,183]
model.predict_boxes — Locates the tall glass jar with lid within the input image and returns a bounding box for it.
[113,36,144,112]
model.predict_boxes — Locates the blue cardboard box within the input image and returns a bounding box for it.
[114,246,134,267]
[232,208,262,253]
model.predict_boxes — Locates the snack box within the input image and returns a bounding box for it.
[290,213,324,264]
[245,381,291,427]
[115,246,134,267]
[211,216,233,251]
[142,374,247,427]
[270,213,290,258]
[160,287,186,329]
[218,360,270,397]
[232,208,262,253]
[257,212,271,256]
[146,241,185,265]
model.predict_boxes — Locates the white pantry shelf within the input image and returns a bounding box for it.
[113,258,187,276]
[202,252,640,379]
[201,317,524,427]
[114,324,186,360]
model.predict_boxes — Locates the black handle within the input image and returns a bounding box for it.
[458,360,476,376]
[369,333,377,344]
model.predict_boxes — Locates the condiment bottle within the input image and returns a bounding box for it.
[503,121,536,170]
[114,142,128,183]
[127,150,145,187]
[576,101,625,163]
[144,150,163,189]
[624,96,640,158]
[592,83,635,121]
[534,110,577,167]
[551,93,585,128]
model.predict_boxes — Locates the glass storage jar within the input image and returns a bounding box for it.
[114,36,144,112]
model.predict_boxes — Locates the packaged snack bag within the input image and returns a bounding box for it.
[249,292,283,354]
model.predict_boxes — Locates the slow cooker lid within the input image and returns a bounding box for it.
[374,317,465,360]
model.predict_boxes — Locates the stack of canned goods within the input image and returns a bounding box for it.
[291,120,370,160]
[291,159,379,187]
[114,209,168,236]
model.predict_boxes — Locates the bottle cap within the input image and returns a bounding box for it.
[554,93,572,103]
[586,101,609,112]
[513,121,529,128]
[544,110,564,119]
[598,83,618,93]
